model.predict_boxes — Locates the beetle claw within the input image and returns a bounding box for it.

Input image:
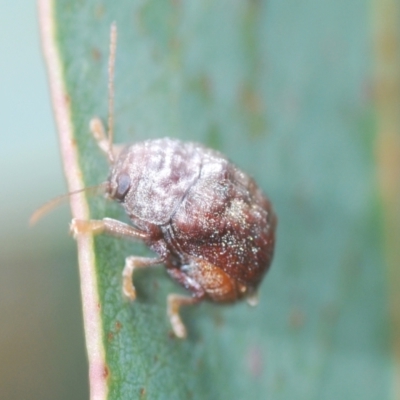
[70,218,106,238]
[70,218,89,238]
[122,259,137,301]
[122,277,137,301]
[170,314,187,339]
[167,296,187,339]
[167,294,199,339]
[246,291,259,307]
[69,218,79,239]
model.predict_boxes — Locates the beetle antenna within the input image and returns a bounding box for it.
[29,183,108,226]
[107,22,117,164]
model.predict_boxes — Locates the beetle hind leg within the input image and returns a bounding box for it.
[167,294,199,339]
[165,267,206,338]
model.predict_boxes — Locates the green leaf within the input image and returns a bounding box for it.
[39,0,397,399]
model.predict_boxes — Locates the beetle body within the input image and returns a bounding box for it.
[107,138,277,305]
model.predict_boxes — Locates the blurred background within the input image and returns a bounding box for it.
[0,1,88,399]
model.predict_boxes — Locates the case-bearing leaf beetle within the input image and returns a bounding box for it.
[35,23,277,339]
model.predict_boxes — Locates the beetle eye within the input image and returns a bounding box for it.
[114,172,131,202]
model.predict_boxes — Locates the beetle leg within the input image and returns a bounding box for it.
[122,256,164,300]
[246,291,259,306]
[71,217,155,299]
[89,117,123,160]
[70,217,149,241]
[165,268,205,338]
[167,294,199,339]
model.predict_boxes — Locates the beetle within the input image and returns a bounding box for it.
[40,24,277,338]
[71,132,277,338]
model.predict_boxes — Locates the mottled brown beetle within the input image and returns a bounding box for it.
[39,24,277,338]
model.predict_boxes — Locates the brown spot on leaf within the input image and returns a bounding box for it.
[246,345,263,378]
[91,48,101,62]
[288,307,305,329]
[240,84,263,115]
[168,330,176,340]
[196,358,204,371]
[94,5,104,19]
[212,311,224,328]
[200,74,212,96]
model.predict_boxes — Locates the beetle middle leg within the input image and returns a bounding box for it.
[122,256,164,300]
[125,257,198,339]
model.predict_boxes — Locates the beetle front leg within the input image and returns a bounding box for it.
[70,217,149,241]
[90,117,123,160]
[122,256,164,300]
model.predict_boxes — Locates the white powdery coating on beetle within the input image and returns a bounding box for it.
[114,138,204,225]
